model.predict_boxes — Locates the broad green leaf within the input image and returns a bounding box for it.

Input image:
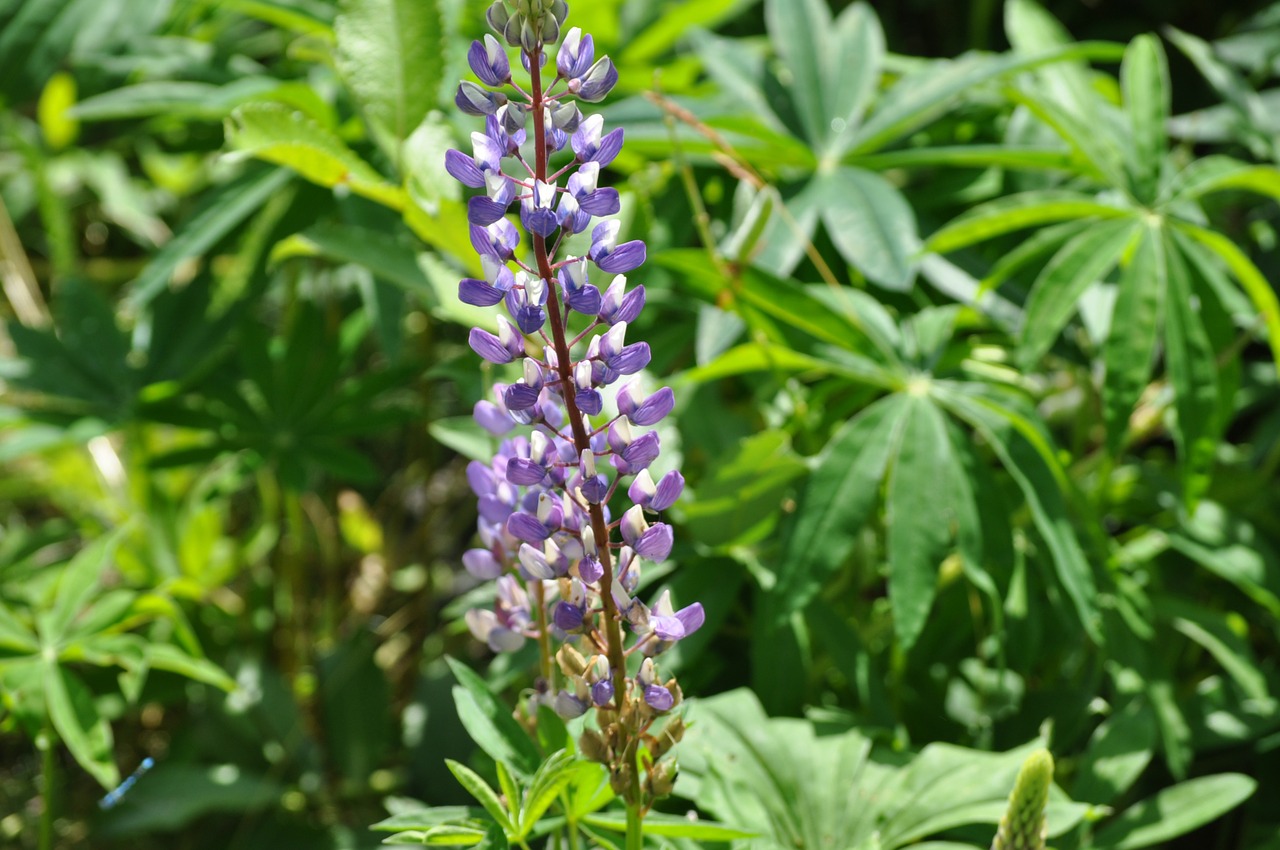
[1020,218,1139,368]
[0,601,37,653]
[1172,221,1280,374]
[47,531,124,641]
[1003,85,1127,187]
[1168,501,1280,617]
[820,167,919,291]
[69,78,282,122]
[1101,224,1162,453]
[145,643,236,691]
[427,416,495,464]
[582,812,756,840]
[275,224,433,298]
[927,190,1128,255]
[849,41,1126,156]
[934,386,1102,642]
[1120,35,1169,200]
[446,657,542,777]
[854,146,1076,173]
[43,663,116,788]
[1072,699,1156,805]
[223,0,332,35]
[1005,0,1098,121]
[446,760,514,833]
[1162,155,1280,206]
[374,806,488,831]
[622,0,757,64]
[128,166,293,307]
[1162,239,1220,503]
[774,395,910,619]
[885,396,955,650]
[334,0,445,151]
[690,31,787,137]
[1159,599,1268,701]
[826,3,884,157]
[764,0,832,146]
[225,103,404,210]
[1091,775,1256,850]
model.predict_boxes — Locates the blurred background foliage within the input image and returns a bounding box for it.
[2,0,1280,848]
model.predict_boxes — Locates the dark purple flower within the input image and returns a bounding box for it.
[521,180,559,238]
[469,316,525,364]
[470,220,520,261]
[609,342,651,376]
[590,679,614,707]
[553,600,585,631]
[459,277,506,307]
[559,259,601,314]
[445,149,486,188]
[468,35,510,87]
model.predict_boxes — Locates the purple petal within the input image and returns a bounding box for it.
[507,512,552,543]
[474,400,515,435]
[644,684,674,712]
[676,603,705,636]
[478,494,513,524]
[635,523,673,561]
[628,387,674,426]
[462,549,504,580]
[609,342,651,376]
[459,278,505,307]
[553,601,584,631]
[578,556,604,584]
[595,240,646,274]
[468,195,511,226]
[469,327,516,364]
[579,188,620,217]
[650,471,685,512]
[505,457,547,485]
[591,679,614,707]
[592,128,624,167]
[615,285,646,324]
[444,149,486,187]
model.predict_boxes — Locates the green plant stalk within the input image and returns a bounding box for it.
[626,804,643,850]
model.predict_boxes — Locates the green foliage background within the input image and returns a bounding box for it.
[2,0,1279,848]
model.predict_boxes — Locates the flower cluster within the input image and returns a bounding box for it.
[447,0,702,807]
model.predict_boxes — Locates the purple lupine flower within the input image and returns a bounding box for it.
[573,115,624,167]
[450,2,696,803]
[468,35,511,87]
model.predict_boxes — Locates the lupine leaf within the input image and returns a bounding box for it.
[46,531,124,641]
[764,0,833,147]
[225,103,403,210]
[1120,35,1169,201]
[1072,699,1156,805]
[127,166,294,307]
[1101,223,1162,454]
[334,0,445,151]
[582,812,756,840]
[1091,775,1256,850]
[1004,0,1098,122]
[1162,239,1220,504]
[43,663,117,789]
[1158,597,1269,701]
[774,395,911,619]
[0,601,37,653]
[446,760,514,834]
[825,2,884,157]
[885,396,956,650]
[446,657,542,778]
[927,190,1128,255]
[1003,86,1128,187]
[820,167,919,291]
[1171,221,1280,374]
[933,386,1103,643]
[1161,156,1280,205]
[1019,218,1139,369]
[854,146,1076,173]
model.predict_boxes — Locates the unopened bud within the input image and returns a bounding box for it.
[556,643,587,677]
[579,729,610,763]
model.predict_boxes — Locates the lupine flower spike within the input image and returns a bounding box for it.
[990,749,1054,850]
[449,0,699,815]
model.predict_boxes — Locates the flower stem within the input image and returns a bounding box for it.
[39,721,55,850]
[626,804,643,850]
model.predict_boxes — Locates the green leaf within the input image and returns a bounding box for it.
[623,0,757,65]
[0,601,37,653]
[820,167,919,291]
[0,0,96,104]
[1101,224,1162,455]
[825,3,884,156]
[1091,775,1256,850]
[1004,0,1098,121]
[446,760,514,834]
[1171,221,1280,375]
[46,531,125,641]
[849,40,1126,156]
[144,644,237,691]
[1019,218,1139,369]
[225,103,404,210]
[374,806,488,832]
[1120,35,1170,200]
[934,386,1102,643]
[334,0,445,151]
[517,750,577,839]
[1162,155,1280,205]
[853,146,1076,173]
[1162,239,1220,504]
[582,811,756,841]
[445,657,542,778]
[43,663,116,788]
[885,397,955,650]
[1158,598,1269,701]
[927,190,1128,255]
[1003,85,1127,187]
[1072,699,1156,805]
[319,632,392,783]
[276,223,433,298]
[764,0,832,147]
[774,395,911,619]
[1168,501,1280,617]
[223,0,332,35]
[128,166,293,307]
[68,78,283,122]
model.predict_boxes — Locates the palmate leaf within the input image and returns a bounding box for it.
[43,663,116,788]
[819,167,920,291]
[1101,224,1163,454]
[925,190,1129,256]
